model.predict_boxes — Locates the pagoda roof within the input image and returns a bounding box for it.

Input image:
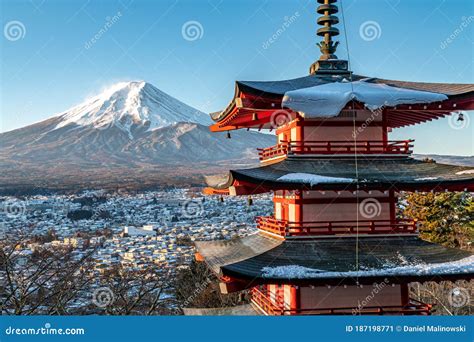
[234,74,474,98]
[205,157,474,194]
[195,234,473,287]
[210,74,474,131]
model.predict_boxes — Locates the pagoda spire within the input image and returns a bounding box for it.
[316,0,340,60]
[309,0,349,75]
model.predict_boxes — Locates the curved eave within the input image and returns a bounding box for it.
[210,75,474,131]
[221,268,474,287]
[210,108,285,132]
[205,173,273,196]
[196,234,473,289]
[231,173,474,192]
[209,157,474,193]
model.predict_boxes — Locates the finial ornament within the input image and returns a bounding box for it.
[309,0,349,75]
[316,0,340,60]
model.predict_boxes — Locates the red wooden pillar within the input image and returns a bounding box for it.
[290,285,300,315]
[400,283,409,305]
[293,119,304,152]
[294,190,303,224]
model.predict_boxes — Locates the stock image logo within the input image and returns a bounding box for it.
[359,21,382,41]
[447,287,470,308]
[358,198,382,219]
[4,20,26,41]
[270,110,293,129]
[448,112,470,130]
[92,287,115,308]
[181,21,204,41]
[3,200,26,219]
[181,199,204,218]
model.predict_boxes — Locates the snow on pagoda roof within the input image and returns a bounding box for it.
[282,80,448,118]
[196,234,473,285]
[261,255,474,279]
[210,74,474,130]
[276,173,355,186]
[206,157,474,193]
[234,74,474,98]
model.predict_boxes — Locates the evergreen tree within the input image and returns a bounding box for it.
[402,192,473,249]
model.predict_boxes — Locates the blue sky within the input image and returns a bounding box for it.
[1,0,473,155]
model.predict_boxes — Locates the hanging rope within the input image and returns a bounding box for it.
[340,0,360,279]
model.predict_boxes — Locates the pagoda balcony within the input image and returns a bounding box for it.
[258,140,414,161]
[256,216,418,237]
[250,288,432,316]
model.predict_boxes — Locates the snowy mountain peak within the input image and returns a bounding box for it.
[53,81,210,136]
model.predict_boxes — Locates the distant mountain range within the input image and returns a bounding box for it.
[413,155,474,167]
[0,81,273,193]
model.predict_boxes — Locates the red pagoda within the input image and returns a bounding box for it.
[191,0,474,315]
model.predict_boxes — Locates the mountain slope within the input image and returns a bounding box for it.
[54,81,211,134]
[0,81,274,191]
[413,154,474,167]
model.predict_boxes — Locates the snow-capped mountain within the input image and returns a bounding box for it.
[0,81,274,191]
[53,81,211,138]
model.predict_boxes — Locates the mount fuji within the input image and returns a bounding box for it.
[0,81,273,192]
[52,81,212,137]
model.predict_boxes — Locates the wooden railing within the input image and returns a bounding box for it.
[258,140,414,161]
[256,216,418,237]
[257,142,289,161]
[250,287,286,316]
[251,287,432,316]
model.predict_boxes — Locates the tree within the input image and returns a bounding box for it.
[0,229,175,315]
[93,264,175,315]
[402,192,473,249]
[174,260,246,313]
[0,229,97,315]
[401,192,473,315]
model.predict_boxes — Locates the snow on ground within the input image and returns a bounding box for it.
[277,173,354,186]
[261,255,474,279]
[456,170,474,175]
[415,177,439,181]
[123,226,156,236]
